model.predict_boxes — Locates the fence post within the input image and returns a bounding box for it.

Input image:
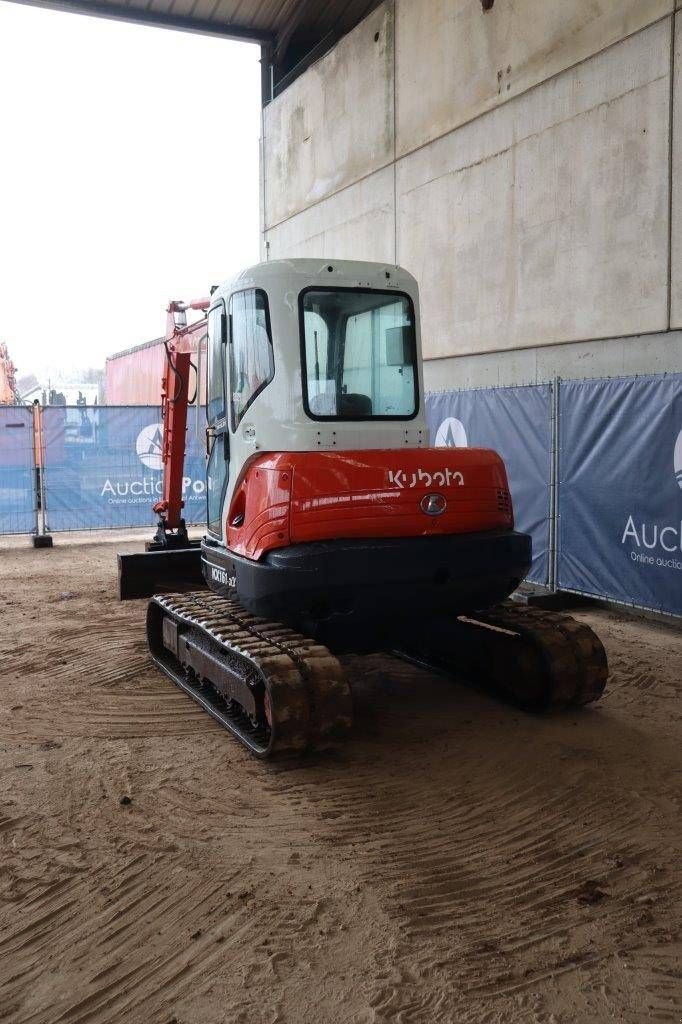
[31,401,40,538]
[549,376,561,593]
[31,401,53,548]
[545,377,558,592]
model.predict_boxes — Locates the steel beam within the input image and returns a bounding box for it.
[4,0,274,44]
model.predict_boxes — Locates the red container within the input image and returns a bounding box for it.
[106,338,206,406]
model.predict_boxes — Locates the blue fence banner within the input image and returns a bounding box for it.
[558,374,682,616]
[426,385,552,585]
[0,406,35,535]
[43,406,207,531]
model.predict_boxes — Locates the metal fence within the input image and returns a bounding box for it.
[0,406,37,535]
[556,374,682,618]
[41,405,206,531]
[426,383,552,586]
[427,371,682,618]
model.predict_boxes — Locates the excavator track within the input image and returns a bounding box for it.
[147,591,353,758]
[147,593,606,758]
[396,604,608,712]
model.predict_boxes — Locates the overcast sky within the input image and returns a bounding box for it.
[0,3,261,381]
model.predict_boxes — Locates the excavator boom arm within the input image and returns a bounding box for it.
[118,297,209,596]
[153,299,209,535]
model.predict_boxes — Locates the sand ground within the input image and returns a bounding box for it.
[0,536,680,1024]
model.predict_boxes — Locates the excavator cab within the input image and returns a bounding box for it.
[195,260,530,646]
[120,260,608,758]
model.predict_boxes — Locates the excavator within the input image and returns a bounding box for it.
[0,343,19,405]
[119,259,607,758]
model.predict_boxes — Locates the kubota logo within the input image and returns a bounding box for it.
[388,468,464,488]
[136,422,164,471]
[435,417,468,448]
[421,493,447,516]
[675,428,682,490]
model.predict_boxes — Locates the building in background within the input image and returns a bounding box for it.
[260,0,682,388]
[19,370,103,407]
[20,382,101,406]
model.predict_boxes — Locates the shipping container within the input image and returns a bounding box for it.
[105,335,206,406]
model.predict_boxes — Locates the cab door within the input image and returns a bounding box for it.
[206,302,229,540]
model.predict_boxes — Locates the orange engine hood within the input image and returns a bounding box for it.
[227,448,513,561]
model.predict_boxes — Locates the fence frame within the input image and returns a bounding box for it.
[426,380,555,589]
[427,373,681,619]
[0,403,40,537]
[554,371,682,620]
[39,403,207,534]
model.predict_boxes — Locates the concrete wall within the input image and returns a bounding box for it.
[422,330,682,391]
[264,165,395,262]
[395,0,671,155]
[261,0,679,387]
[670,10,682,327]
[263,3,394,229]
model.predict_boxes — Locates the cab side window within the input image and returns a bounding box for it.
[207,304,226,424]
[229,289,274,430]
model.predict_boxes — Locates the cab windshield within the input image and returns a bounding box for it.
[300,287,418,420]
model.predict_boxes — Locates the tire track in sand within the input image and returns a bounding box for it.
[5,616,208,739]
[0,849,277,1024]
[261,649,681,1022]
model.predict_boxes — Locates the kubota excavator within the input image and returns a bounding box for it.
[119,259,607,758]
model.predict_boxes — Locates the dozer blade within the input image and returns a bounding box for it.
[118,546,204,601]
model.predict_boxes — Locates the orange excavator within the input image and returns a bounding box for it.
[0,343,19,405]
[119,259,608,758]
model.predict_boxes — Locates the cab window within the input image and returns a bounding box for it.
[301,288,418,420]
[207,304,226,424]
[229,289,274,430]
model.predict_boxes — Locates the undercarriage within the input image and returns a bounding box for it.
[147,589,608,759]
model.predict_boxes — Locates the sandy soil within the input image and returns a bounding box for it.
[0,537,680,1024]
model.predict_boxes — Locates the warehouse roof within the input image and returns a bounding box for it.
[8,0,383,97]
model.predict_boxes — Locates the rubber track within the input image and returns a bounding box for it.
[147,591,352,758]
[484,605,607,707]
[396,603,608,712]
